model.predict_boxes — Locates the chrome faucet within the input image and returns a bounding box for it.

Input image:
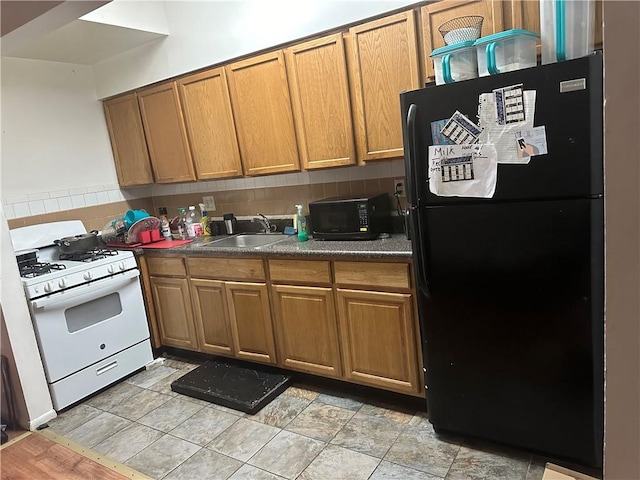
[252,213,276,233]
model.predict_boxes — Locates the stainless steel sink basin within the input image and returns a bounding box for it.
[200,234,287,248]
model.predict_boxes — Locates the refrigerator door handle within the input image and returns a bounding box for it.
[405,104,430,296]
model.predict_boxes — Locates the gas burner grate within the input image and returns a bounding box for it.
[20,262,66,278]
[59,248,119,263]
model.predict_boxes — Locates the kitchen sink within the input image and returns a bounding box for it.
[200,234,287,249]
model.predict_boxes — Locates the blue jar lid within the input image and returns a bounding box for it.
[472,29,539,46]
[430,40,476,57]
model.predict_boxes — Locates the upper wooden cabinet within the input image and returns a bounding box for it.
[103,93,154,187]
[226,51,300,176]
[421,0,505,82]
[177,68,243,180]
[138,82,196,183]
[285,34,356,170]
[348,11,420,163]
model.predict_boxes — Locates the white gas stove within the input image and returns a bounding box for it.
[10,220,153,411]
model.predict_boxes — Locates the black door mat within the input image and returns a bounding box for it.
[170,358,293,415]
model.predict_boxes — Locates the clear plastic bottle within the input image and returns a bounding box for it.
[158,207,172,240]
[185,205,203,238]
[171,207,187,239]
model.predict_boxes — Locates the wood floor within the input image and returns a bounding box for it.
[0,431,147,479]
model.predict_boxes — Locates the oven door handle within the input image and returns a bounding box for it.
[31,269,140,310]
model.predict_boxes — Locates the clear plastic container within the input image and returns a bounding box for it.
[540,0,595,65]
[185,205,203,238]
[430,41,478,85]
[473,29,539,76]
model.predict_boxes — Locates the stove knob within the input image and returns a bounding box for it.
[44,282,53,293]
[107,264,115,274]
[83,272,93,281]
[119,261,126,271]
[58,278,67,288]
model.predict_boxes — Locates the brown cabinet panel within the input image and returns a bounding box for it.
[336,288,419,394]
[226,281,276,364]
[187,257,265,281]
[421,0,505,82]
[190,278,234,356]
[138,82,196,183]
[103,93,154,187]
[334,261,411,290]
[226,51,300,176]
[286,33,356,169]
[268,259,331,285]
[271,285,342,377]
[149,276,198,350]
[349,11,420,162]
[177,68,243,180]
[147,256,187,277]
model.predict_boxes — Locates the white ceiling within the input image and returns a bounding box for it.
[2,0,168,65]
[7,19,166,64]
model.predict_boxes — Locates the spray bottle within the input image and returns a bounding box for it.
[295,204,308,242]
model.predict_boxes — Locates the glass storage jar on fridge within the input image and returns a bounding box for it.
[430,41,478,85]
[473,29,539,76]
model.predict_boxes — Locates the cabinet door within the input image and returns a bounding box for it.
[286,34,356,170]
[103,93,154,187]
[226,282,277,364]
[271,285,342,377]
[191,278,234,356]
[149,276,198,350]
[177,68,243,180]
[349,11,420,162]
[138,82,196,183]
[336,288,420,395]
[226,51,300,176]
[421,0,505,82]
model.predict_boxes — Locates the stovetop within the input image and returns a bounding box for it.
[11,220,140,299]
[20,247,138,299]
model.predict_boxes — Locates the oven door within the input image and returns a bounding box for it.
[29,269,150,383]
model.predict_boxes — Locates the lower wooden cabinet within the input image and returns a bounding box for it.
[226,281,277,365]
[271,284,342,378]
[190,278,234,356]
[145,255,422,397]
[336,288,420,395]
[149,276,198,350]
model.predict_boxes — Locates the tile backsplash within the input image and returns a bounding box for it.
[5,161,406,231]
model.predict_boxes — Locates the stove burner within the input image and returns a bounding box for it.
[59,248,119,263]
[20,262,66,278]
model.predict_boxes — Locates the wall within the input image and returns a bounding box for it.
[602,1,640,478]
[93,0,417,99]
[0,211,56,430]
[0,57,130,212]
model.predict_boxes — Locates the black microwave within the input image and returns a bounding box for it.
[309,194,391,240]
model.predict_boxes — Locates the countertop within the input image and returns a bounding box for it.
[140,233,413,260]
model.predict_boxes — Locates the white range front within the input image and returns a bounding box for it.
[11,220,153,410]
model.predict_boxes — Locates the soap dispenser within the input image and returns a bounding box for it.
[295,204,308,242]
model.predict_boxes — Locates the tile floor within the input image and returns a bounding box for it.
[46,357,547,480]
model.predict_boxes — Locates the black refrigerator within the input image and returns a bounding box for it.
[400,54,603,468]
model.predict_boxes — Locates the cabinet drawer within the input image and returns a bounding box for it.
[188,257,265,281]
[269,259,331,285]
[146,256,187,276]
[334,261,411,290]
